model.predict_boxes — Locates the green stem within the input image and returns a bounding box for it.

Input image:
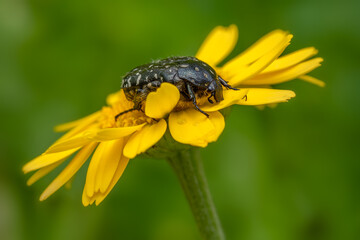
[167,149,225,240]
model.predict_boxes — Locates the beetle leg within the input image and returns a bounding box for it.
[115,107,137,120]
[218,76,239,90]
[186,83,209,117]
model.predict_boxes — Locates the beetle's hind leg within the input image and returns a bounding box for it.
[186,82,209,117]
[218,76,239,90]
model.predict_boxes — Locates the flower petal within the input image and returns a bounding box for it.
[83,141,106,197]
[298,75,325,87]
[195,25,238,67]
[241,57,323,85]
[54,111,101,132]
[39,143,98,201]
[236,88,296,105]
[45,133,94,154]
[94,156,129,206]
[123,119,167,158]
[23,148,79,173]
[145,83,180,119]
[169,109,224,147]
[106,89,134,110]
[223,34,293,86]
[95,139,124,193]
[221,30,289,75]
[261,47,319,73]
[201,89,249,112]
[86,123,146,141]
[26,160,65,186]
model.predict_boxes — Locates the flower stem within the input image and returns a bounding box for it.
[167,149,225,240]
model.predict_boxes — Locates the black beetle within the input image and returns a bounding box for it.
[116,56,237,118]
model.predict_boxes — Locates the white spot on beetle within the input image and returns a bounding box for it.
[136,74,141,85]
[204,73,208,79]
[154,73,158,79]
[180,64,189,68]
[195,67,200,72]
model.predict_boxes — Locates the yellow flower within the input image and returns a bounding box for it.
[23,25,323,206]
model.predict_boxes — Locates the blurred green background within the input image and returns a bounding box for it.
[1,0,359,239]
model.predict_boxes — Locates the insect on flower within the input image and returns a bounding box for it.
[23,25,323,206]
[118,56,238,118]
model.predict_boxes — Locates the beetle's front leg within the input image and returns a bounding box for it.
[186,82,209,117]
[218,76,238,90]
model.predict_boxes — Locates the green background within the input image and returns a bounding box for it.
[1,0,359,239]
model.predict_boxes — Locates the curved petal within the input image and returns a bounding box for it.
[96,139,124,193]
[145,83,180,119]
[93,156,129,206]
[83,142,106,197]
[261,47,318,73]
[54,111,101,132]
[201,89,249,112]
[45,133,94,154]
[106,89,134,110]
[195,25,238,67]
[241,58,323,85]
[85,123,145,141]
[236,88,296,105]
[23,148,80,173]
[169,109,225,147]
[223,34,293,86]
[123,119,167,158]
[26,160,65,186]
[298,75,325,87]
[221,30,289,74]
[83,139,125,200]
[39,143,98,201]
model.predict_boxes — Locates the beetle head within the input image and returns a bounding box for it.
[207,77,224,102]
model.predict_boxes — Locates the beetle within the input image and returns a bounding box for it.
[116,56,237,119]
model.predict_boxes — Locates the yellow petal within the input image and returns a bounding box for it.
[195,25,238,67]
[262,47,318,73]
[236,88,296,105]
[94,156,129,206]
[85,123,145,141]
[83,142,106,197]
[123,119,167,158]
[169,109,224,147]
[201,89,249,112]
[23,148,79,173]
[145,83,180,119]
[223,34,293,86]
[106,89,134,110]
[242,57,323,85]
[26,160,65,186]
[298,75,325,87]
[40,143,97,201]
[51,123,99,150]
[54,111,101,132]
[95,139,124,193]
[221,30,289,74]
[45,133,94,154]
